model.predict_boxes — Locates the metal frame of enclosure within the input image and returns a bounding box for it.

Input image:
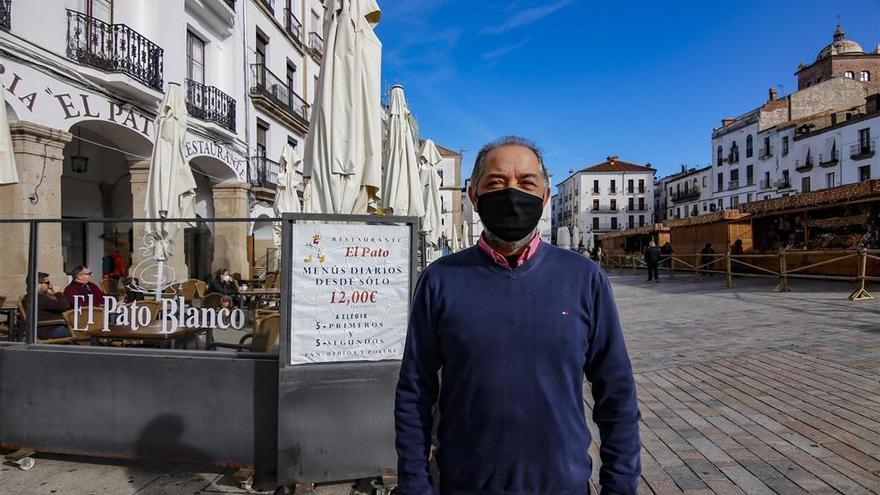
[0,218,278,469]
[0,215,417,486]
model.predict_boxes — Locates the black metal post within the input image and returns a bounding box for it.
[25,220,38,344]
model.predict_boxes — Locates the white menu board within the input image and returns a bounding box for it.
[290,222,411,365]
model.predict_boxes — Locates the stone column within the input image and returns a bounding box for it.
[212,180,251,280]
[0,122,71,300]
[129,160,190,287]
[128,160,150,272]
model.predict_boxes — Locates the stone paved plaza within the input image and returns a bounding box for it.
[1,271,878,494]
[588,270,879,494]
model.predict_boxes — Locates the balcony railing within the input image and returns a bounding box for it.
[795,157,813,171]
[850,140,875,159]
[66,10,164,91]
[0,0,10,30]
[728,180,740,190]
[759,146,773,159]
[670,188,701,202]
[727,153,739,164]
[250,63,309,122]
[185,78,236,132]
[284,8,303,44]
[249,155,279,189]
[774,178,790,189]
[258,0,274,14]
[309,32,323,55]
[609,187,617,194]
[819,148,839,167]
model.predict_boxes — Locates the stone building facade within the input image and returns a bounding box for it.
[0,0,326,298]
[555,156,655,250]
[796,25,880,93]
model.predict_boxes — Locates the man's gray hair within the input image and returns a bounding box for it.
[469,136,550,191]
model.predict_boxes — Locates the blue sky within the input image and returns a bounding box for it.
[376,0,880,186]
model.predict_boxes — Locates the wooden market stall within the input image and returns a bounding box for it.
[600,224,670,257]
[739,179,880,277]
[665,210,752,270]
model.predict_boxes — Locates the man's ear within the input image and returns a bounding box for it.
[468,186,479,212]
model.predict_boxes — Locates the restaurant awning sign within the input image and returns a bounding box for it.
[289,221,412,364]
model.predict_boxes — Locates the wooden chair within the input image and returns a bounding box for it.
[17,297,75,345]
[100,278,118,296]
[208,314,279,353]
[62,307,104,343]
[137,300,162,321]
[194,280,207,299]
[202,292,224,309]
[179,279,200,303]
[254,308,279,319]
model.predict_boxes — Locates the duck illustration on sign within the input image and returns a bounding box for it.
[304,232,326,264]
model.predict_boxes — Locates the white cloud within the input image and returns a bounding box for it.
[481,40,530,60]
[483,0,574,34]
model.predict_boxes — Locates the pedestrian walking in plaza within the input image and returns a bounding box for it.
[395,136,641,495]
[660,241,673,268]
[644,241,661,282]
[700,242,716,276]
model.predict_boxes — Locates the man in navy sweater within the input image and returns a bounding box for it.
[395,137,641,495]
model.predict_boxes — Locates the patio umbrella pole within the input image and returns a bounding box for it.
[419,232,427,271]
[155,259,164,301]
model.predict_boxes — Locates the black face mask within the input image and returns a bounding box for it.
[476,188,545,242]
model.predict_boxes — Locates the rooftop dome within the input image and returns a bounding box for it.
[817,25,864,60]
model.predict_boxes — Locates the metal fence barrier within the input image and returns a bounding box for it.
[601,249,879,301]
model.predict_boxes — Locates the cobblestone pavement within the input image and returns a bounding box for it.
[587,270,880,494]
[1,271,878,494]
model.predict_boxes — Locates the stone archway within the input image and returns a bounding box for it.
[188,155,251,280]
[60,120,156,287]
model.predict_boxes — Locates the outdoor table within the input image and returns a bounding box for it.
[87,321,214,349]
[238,288,281,297]
[238,288,281,323]
[0,304,18,341]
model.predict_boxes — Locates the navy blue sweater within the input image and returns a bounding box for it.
[395,244,641,495]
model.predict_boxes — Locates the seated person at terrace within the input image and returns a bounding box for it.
[37,272,72,339]
[209,269,239,296]
[63,265,105,307]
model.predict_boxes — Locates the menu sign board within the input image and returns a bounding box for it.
[289,222,411,365]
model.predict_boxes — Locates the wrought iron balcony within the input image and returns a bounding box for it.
[258,0,274,14]
[795,157,813,171]
[759,146,773,159]
[66,10,164,91]
[309,32,323,55]
[727,180,740,190]
[819,148,839,167]
[0,0,10,30]
[850,140,875,160]
[185,78,236,132]
[727,153,739,164]
[250,63,309,126]
[284,8,303,44]
[670,188,701,203]
[249,155,279,190]
[773,178,790,189]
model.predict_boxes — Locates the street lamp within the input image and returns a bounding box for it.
[70,128,89,174]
